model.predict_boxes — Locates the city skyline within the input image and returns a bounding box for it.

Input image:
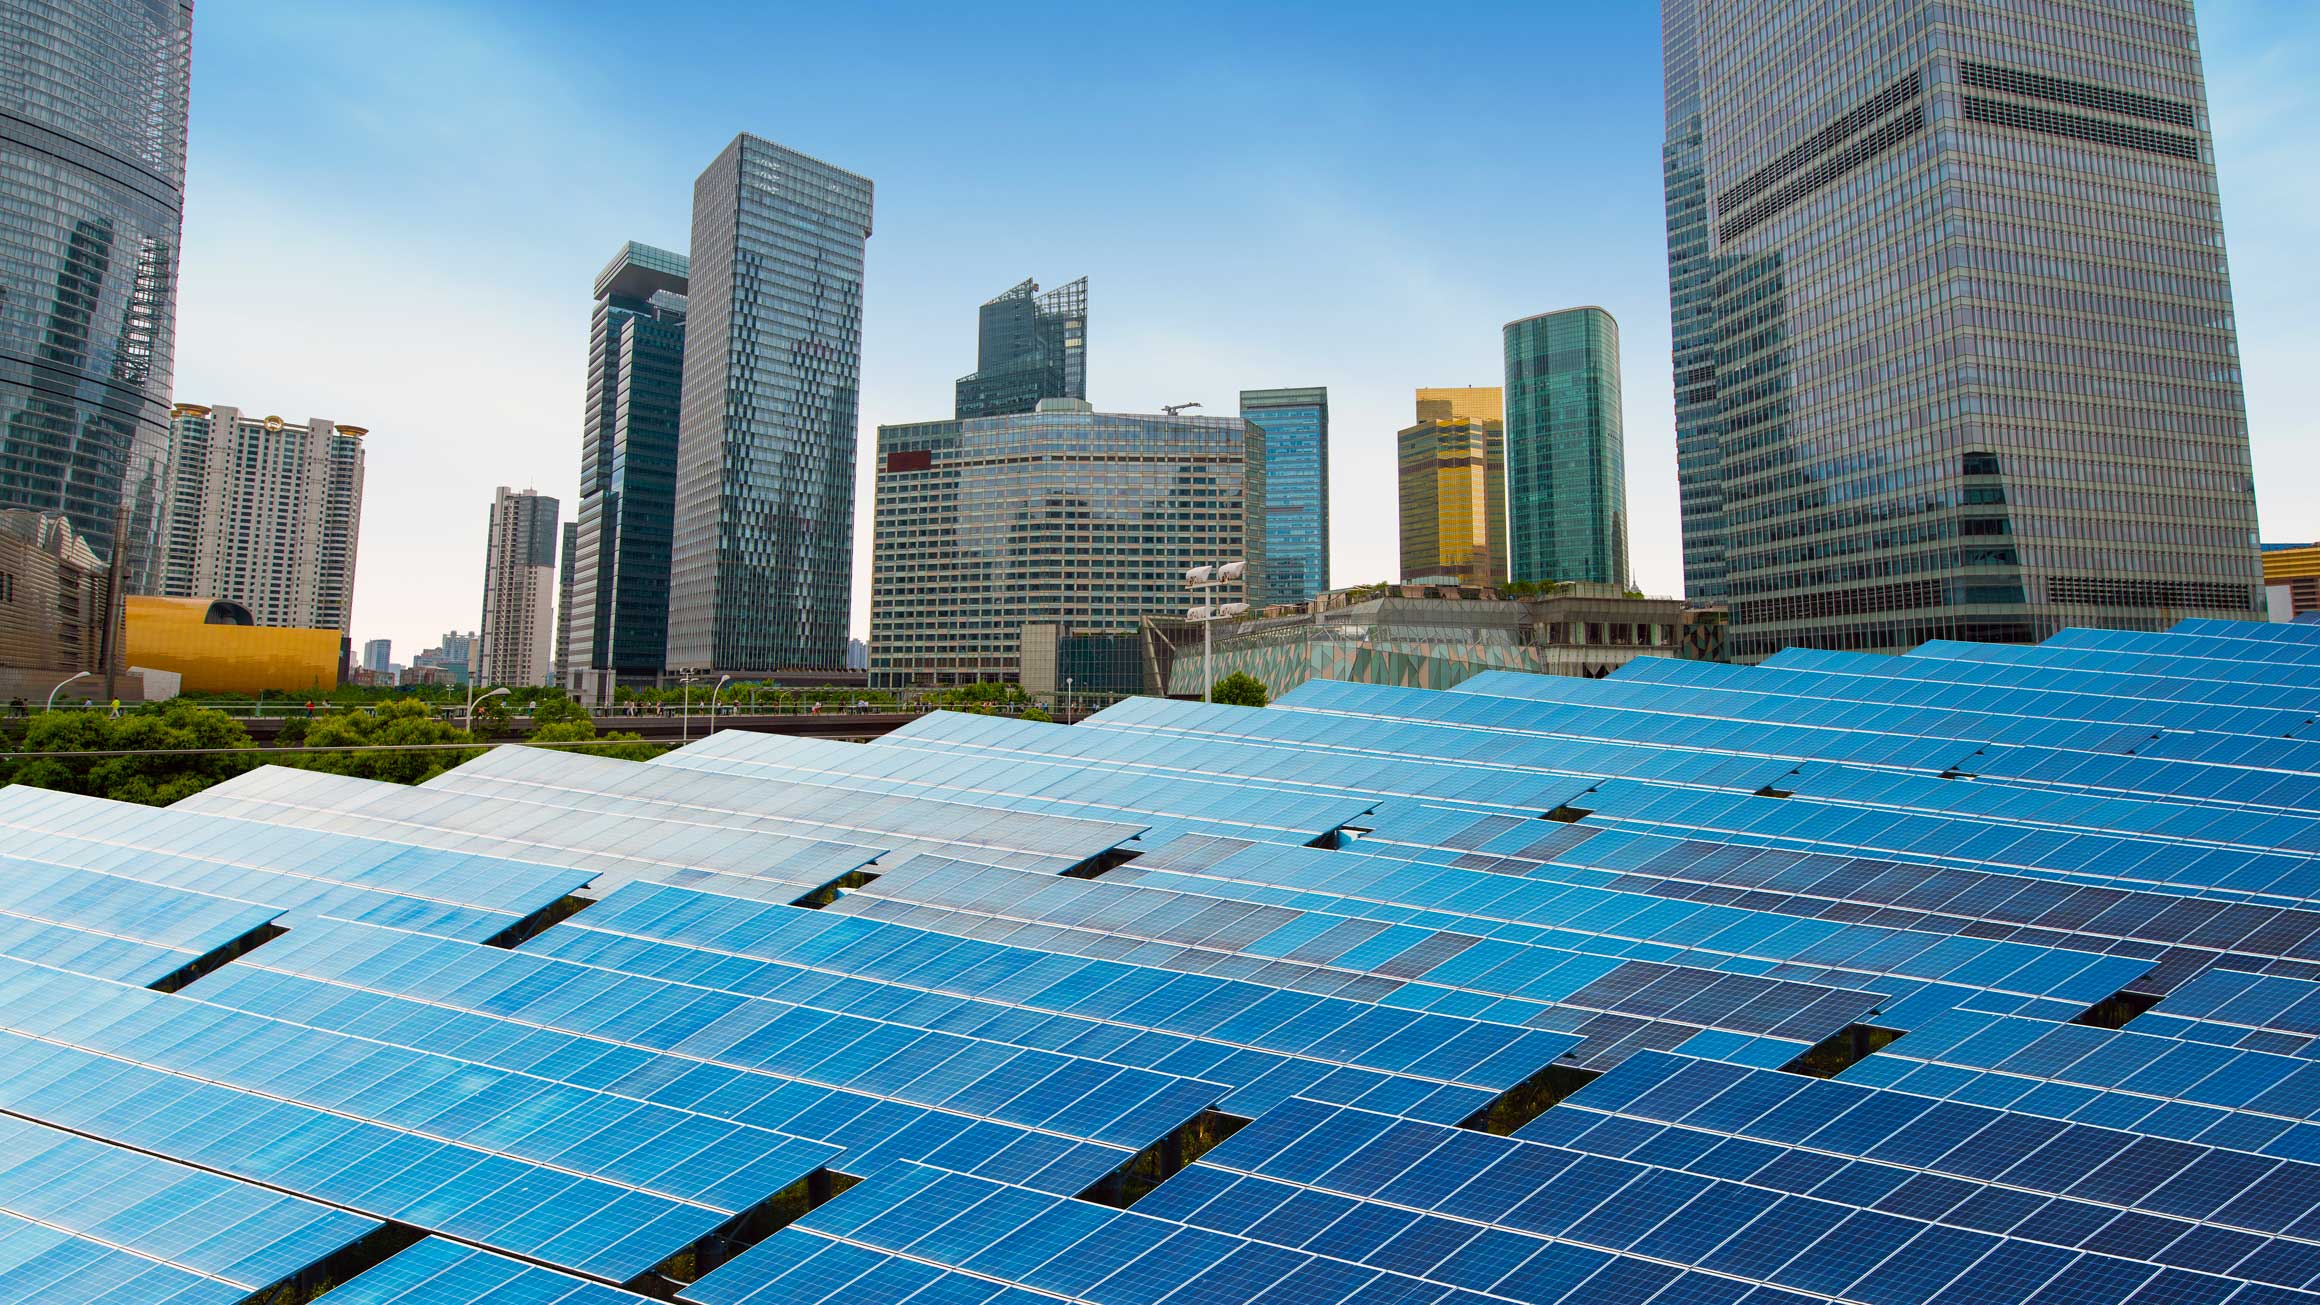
[169,3,2319,660]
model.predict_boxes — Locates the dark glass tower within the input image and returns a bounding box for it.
[954,277,1086,420]
[1241,387,1329,605]
[0,0,192,606]
[566,242,687,700]
[1665,0,2262,659]
[1503,308,1628,588]
[666,135,873,673]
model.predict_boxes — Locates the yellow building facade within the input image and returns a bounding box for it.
[1398,387,1506,586]
[2265,544,2320,621]
[123,596,341,695]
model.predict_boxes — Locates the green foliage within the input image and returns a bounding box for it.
[525,718,664,762]
[1020,707,1053,723]
[285,700,482,785]
[468,695,512,739]
[918,681,1030,708]
[611,681,896,710]
[527,695,592,727]
[0,702,258,805]
[1210,672,1269,708]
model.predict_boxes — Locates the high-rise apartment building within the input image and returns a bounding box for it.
[1241,387,1329,606]
[159,406,367,633]
[475,487,559,687]
[1504,308,1628,588]
[871,399,1264,689]
[666,135,872,674]
[565,242,687,702]
[0,0,192,615]
[554,520,577,685]
[954,278,1087,420]
[1664,0,2262,658]
[1397,388,1505,587]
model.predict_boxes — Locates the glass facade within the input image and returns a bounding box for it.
[1664,0,1727,607]
[1668,0,2263,660]
[666,135,872,673]
[1504,308,1628,587]
[566,242,687,698]
[870,400,1264,688]
[1240,387,1328,606]
[0,0,192,606]
[1396,387,1504,587]
[953,277,1086,420]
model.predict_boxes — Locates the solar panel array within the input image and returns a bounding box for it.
[5,617,2320,1302]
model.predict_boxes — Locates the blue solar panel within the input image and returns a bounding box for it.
[4,616,2320,1303]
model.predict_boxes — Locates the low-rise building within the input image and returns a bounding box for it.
[1154,581,1724,700]
[2264,543,2319,622]
[122,595,339,695]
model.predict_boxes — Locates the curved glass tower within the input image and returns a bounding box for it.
[1503,307,1628,588]
[0,0,193,596]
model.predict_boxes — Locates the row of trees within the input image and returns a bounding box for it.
[0,698,662,805]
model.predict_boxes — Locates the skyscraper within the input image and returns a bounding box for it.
[954,278,1087,419]
[1504,308,1628,588]
[665,135,873,674]
[1241,387,1329,606]
[565,242,687,702]
[871,400,1264,689]
[362,639,391,673]
[159,406,367,633]
[554,520,577,685]
[0,1,193,632]
[1397,388,1505,587]
[1665,0,2262,659]
[475,487,559,687]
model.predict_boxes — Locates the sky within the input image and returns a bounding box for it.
[173,1,2320,661]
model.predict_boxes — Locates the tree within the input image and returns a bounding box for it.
[288,700,482,784]
[528,695,592,727]
[1211,672,1269,708]
[526,718,663,762]
[2,702,258,805]
[1021,707,1053,723]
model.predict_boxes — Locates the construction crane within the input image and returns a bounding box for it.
[1161,402,1202,417]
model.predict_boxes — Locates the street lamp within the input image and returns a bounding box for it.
[45,671,91,713]
[1185,560,1249,704]
[709,674,732,736]
[465,685,508,734]
[1065,676,1073,726]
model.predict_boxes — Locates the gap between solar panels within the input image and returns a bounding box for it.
[1779,1022,1905,1077]
[147,918,287,994]
[2074,988,2162,1029]
[625,1168,861,1299]
[481,892,598,948]
[236,1221,425,1304]
[1075,1108,1253,1209]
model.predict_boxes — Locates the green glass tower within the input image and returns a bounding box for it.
[1503,307,1627,588]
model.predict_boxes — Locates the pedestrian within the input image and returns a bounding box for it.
[109,698,121,718]
[7,696,24,718]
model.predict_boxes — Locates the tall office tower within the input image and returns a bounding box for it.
[1241,387,1330,606]
[553,520,577,684]
[159,406,367,633]
[666,135,873,674]
[565,242,687,702]
[1663,0,1726,607]
[954,278,1088,419]
[1666,0,2263,659]
[1504,308,1628,588]
[0,0,192,658]
[1396,387,1505,587]
[475,487,560,687]
[871,399,1264,689]
[362,639,390,672]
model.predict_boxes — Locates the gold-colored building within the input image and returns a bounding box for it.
[2265,543,2320,621]
[123,596,341,695]
[1398,387,1506,586]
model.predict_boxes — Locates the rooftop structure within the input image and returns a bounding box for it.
[955,276,1088,420]
[3,617,2320,1300]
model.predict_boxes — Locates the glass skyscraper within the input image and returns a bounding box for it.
[1396,387,1505,587]
[1665,0,2262,659]
[954,277,1086,420]
[870,400,1263,689]
[1241,387,1329,606]
[1503,308,1628,588]
[666,135,873,673]
[0,0,192,607]
[566,241,687,701]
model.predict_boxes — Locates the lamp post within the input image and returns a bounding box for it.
[709,674,732,736]
[45,671,91,713]
[1065,677,1073,726]
[1184,560,1248,703]
[465,685,508,734]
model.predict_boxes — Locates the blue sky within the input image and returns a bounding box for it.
[173,1,2320,659]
